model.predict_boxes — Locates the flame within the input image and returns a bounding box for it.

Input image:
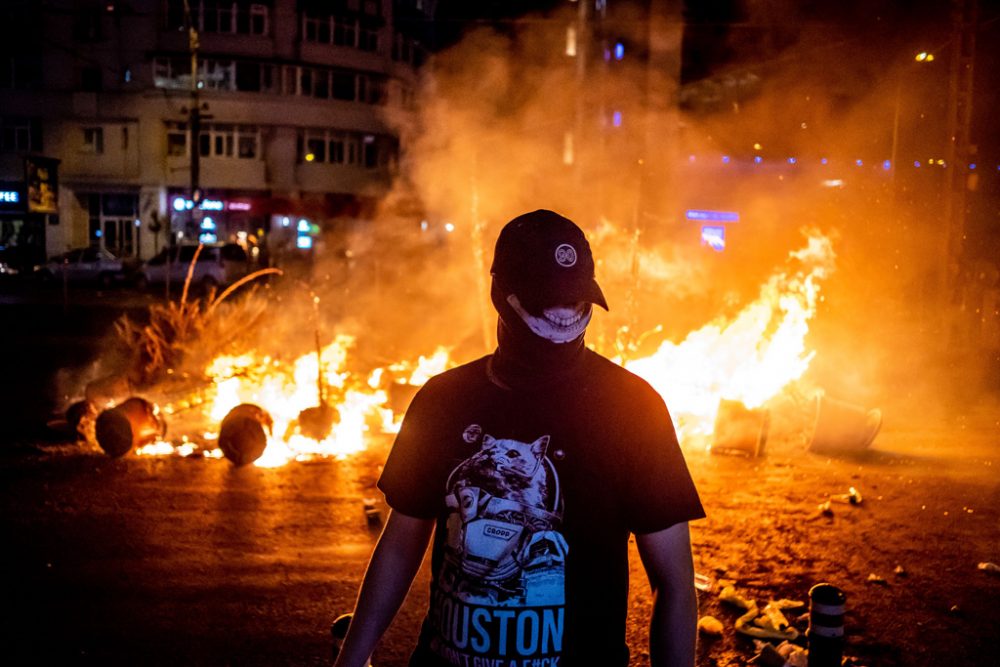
[136,231,834,465]
[135,335,457,466]
[623,230,835,443]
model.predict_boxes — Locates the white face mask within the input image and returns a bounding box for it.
[507,294,593,343]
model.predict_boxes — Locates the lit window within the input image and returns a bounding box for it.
[82,126,104,153]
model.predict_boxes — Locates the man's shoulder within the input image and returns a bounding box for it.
[416,355,490,394]
[583,349,664,404]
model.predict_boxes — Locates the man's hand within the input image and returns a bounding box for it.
[636,522,698,667]
[333,510,435,667]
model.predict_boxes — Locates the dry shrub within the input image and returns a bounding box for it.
[114,247,281,388]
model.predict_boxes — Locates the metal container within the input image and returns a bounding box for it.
[218,403,273,466]
[711,399,770,457]
[809,394,882,455]
[94,397,166,458]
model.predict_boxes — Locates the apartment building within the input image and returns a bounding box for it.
[0,0,431,268]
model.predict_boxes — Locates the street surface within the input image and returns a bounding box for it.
[2,418,998,666]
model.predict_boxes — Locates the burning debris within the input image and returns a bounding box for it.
[218,403,273,466]
[55,228,886,467]
[94,397,166,458]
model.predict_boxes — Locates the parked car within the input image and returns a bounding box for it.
[137,243,249,290]
[33,247,127,287]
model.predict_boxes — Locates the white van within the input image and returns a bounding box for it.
[137,243,249,290]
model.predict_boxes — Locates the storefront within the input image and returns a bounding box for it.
[0,156,59,272]
[167,188,267,246]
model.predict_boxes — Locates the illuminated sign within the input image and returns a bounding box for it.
[296,235,313,249]
[199,232,217,244]
[700,226,725,252]
[686,209,740,223]
[228,201,251,211]
[172,197,227,212]
[26,156,59,214]
[0,191,19,203]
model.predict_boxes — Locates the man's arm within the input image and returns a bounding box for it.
[635,521,698,667]
[333,509,435,667]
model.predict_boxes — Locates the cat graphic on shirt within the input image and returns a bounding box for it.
[451,433,552,510]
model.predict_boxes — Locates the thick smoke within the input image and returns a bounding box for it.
[205,2,993,437]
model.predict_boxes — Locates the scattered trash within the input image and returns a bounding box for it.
[866,573,888,585]
[749,640,786,666]
[817,500,834,516]
[362,498,382,527]
[776,641,808,667]
[694,572,714,592]
[978,561,1000,575]
[893,565,907,577]
[697,615,724,637]
[949,604,962,616]
[719,585,803,641]
[830,486,863,505]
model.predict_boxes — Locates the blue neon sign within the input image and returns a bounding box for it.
[701,226,725,252]
[686,209,740,223]
[0,190,19,203]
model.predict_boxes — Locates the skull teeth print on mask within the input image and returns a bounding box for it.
[507,294,593,343]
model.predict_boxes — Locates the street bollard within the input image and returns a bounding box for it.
[807,583,846,667]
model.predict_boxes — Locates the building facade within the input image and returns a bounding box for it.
[0,0,431,268]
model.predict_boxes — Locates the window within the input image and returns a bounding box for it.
[249,4,269,35]
[0,117,40,152]
[165,2,269,35]
[303,12,379,52]
[83,127,104,154]
[0,55,43,89]
[332,71,356,100]
[81,66,103,92]
[73,9,102,42]
[167,122,259,160]
[153,57,386,105]
[298,128,391,169]
[201,59,235,91]
[86,193,138,256]
[167,122,188,156]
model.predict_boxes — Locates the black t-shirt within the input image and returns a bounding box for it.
[378,349,705,667]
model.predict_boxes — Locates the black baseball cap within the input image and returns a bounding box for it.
[491,209,608,311]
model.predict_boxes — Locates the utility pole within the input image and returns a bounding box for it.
[184,0,202,211]
[941,0,977,331]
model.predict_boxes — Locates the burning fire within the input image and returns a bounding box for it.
[623,230,835,442]
[136,231,833,465]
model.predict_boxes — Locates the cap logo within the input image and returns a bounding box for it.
[554,243,577,267]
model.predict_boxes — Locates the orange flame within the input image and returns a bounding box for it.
[623,230,835,443]
[138,231,834,464]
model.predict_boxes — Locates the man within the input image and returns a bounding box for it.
[335,209,705,667]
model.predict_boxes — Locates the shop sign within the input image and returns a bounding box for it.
[0,181,23,211]
[25,157,59,214]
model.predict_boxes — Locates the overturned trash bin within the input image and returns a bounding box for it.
[218,403,273,466]
[809,393,882,455]
[94,397,166,458]
[711,399,769,457]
